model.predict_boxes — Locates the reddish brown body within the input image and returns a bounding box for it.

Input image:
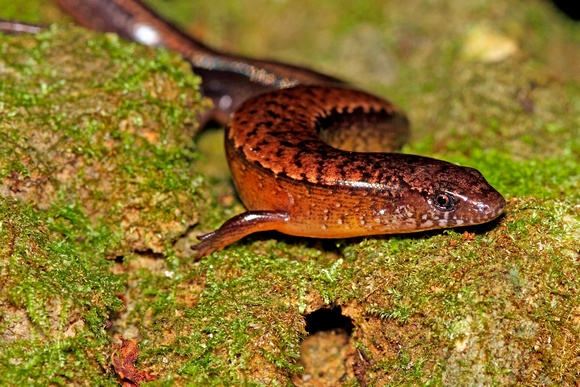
[1,0,507,257]
[195,86,505,257]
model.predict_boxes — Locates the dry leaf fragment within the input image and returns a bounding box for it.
[112,335,158,387]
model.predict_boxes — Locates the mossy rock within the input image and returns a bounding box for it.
[0,196,123,385]
[0,26,206,257]
[0,25,207,385]
[1,0,580,385]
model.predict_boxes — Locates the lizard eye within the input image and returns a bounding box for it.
[433,192,456,211]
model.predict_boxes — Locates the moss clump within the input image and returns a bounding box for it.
[0,25,208,385]
[2,0,580,385]
[0,196,123,386]
[134,0,579,384]
[0,26,207,257]
[345,197,580,385]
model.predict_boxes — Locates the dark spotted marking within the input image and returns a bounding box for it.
[37,0,506,258]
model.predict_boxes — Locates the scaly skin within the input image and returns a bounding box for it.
[0,0,506,257]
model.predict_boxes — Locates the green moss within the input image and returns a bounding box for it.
[0,26,207,256]
[115,245,355,384]
[2,0,580,385]
[0,0,52,22]
[0,196,123,386]
[331,198,579,385]
[0,23,207,385]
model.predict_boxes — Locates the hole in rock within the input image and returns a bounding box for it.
[305,306,354,335]
[295,306,357,386]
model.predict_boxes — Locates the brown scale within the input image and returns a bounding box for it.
[207,85,506,257]
[2,0,507,257]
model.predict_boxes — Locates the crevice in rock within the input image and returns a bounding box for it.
[305,305,354,335]
[294,306,357,386]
